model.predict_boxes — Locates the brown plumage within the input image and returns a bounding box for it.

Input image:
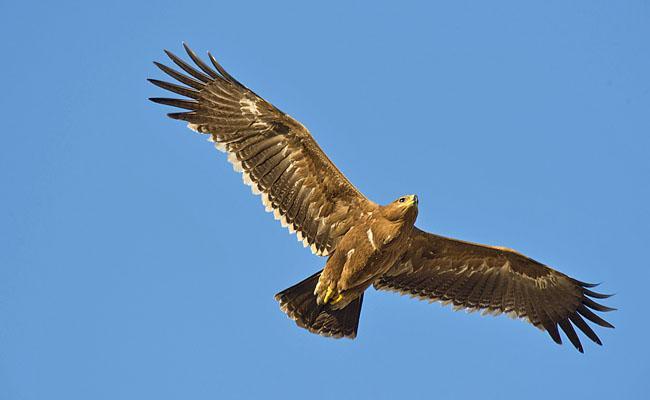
[149,44,615,352]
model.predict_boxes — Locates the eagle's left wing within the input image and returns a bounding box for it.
[375,228,615,352]
[149,44,376,257]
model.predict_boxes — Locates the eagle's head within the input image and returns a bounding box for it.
[382,194,419,223]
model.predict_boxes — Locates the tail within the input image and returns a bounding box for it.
[275,270,364,339]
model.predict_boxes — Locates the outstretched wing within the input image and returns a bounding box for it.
[375,228,615,352]
[149,44,375,256]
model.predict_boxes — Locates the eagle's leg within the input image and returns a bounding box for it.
[314,249,347,306]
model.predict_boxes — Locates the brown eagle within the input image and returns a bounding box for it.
[149,44,614,352]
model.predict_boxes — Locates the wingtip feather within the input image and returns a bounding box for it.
[584,288,614,299]
[569,313,603,346]
[558,319,584,353]
[149,97,199,110]
[577,305,615,329]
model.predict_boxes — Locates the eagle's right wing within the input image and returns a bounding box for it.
[375,228,615,352]
[149,44,376,256]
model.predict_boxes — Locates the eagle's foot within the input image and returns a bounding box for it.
[322,287,335,303]
[319,287,344,305]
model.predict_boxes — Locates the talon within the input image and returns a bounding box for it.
[331,294,344,304]
[323,287,334,304]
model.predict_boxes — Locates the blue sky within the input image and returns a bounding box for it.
[1,1,648,399]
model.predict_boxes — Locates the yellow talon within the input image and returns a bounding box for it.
[323,287,334,304]
[331,294,344,304]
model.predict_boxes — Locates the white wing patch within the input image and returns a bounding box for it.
[240,98,261,116]
[366,228,377,251]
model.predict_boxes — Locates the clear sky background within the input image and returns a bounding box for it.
[1,1,648,399]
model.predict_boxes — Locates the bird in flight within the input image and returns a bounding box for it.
[149,44,614,352]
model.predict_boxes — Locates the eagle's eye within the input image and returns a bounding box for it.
[398,197,406,203]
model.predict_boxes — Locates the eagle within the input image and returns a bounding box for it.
[149,44,614,352]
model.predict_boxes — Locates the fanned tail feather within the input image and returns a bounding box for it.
[275,270,363,339]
